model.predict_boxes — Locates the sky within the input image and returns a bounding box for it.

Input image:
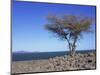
[12,1,96,52]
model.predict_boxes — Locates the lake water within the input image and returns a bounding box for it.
[12,50,95,61]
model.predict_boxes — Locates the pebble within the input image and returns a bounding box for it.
[12,52,96,74]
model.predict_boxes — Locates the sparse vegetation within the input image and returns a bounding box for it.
[45,14,93,56]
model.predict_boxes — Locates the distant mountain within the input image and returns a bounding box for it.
[13,51,39,53]
[13,51,30,53]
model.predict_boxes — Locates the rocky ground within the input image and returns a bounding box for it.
[12,52,96,74]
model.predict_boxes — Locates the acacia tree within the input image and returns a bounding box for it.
[45,15,93,56]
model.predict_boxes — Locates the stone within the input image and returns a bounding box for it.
[12,52,96,74]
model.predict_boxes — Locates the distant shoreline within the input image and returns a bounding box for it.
[12,51,96,74]
[13,49,96,53]
[12,50,96,61]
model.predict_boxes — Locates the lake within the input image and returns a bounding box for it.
[12,50,96,61]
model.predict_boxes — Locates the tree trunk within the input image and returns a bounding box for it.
[65,36,77,56]
[71,36,77,57]
[69,43,72,55]
[71,44,76,57]
[65,36,72,56]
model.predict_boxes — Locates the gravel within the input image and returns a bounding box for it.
[12,52,96,74]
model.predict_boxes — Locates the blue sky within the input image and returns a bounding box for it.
[12,1,96,52]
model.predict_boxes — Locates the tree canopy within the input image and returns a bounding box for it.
[45,14,93,56]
